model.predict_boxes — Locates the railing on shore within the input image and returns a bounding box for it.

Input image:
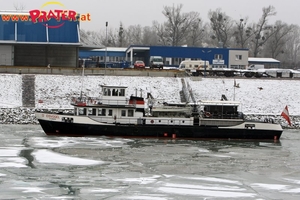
[0,66,184,77]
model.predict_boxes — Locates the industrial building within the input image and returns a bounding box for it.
[79,45,249,69]
[0,11,81,67]
[0,10,270,70]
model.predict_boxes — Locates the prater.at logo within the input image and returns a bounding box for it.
[29,1,91,28]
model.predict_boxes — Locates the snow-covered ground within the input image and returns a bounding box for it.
[0,74,298,116]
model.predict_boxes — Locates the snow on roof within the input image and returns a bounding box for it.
[248,57,280,63]
[91,47,127,52]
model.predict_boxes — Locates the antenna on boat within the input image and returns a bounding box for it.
[140,88,143,97]
[80,64,85,100]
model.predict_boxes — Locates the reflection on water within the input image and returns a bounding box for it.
[0,125,299,199]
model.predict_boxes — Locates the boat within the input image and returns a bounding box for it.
[35,85,283,140]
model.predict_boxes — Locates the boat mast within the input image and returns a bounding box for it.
[80,65,85,101]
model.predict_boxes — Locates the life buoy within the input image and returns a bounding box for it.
[151,120,154,124]
[205,112,211,118]
[114,115,117,120]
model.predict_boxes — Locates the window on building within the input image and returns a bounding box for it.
[121,110,126,117]
[108,109,113,116]
[214,54,223,60]
[98,108,102,116]
[236,55,242,60]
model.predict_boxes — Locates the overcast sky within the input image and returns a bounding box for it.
[3,0,299,31]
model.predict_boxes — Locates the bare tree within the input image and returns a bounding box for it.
[153,20,169,45]
[80,29,102,46]
[185,19,206,47]
[233,17,254,48]
[13,3,25,10]
[264,21,295,59]
[118,22,125,47]
[280,25,300,68]
[155,4,201,46]
[126,25,143,45]
[142,26,160,45]
[249,5,277,57]
[208,8,233,48]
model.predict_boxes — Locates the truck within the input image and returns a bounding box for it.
[149,56,164,69]
[244,64,265,78]
[178,60,212,76]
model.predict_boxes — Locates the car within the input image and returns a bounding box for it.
[134,60,145,69]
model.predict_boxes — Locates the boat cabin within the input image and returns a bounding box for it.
[71,85,144,123]
[101,85,128,105]
[199,101,242,119]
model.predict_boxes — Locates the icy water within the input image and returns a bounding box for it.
[0,125,300,200]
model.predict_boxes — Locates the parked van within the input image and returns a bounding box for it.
[149,56,164,69]
[178,60,211,71]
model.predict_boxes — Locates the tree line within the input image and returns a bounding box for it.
[81,4,299,69]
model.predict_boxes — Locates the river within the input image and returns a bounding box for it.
[0,125,299,199]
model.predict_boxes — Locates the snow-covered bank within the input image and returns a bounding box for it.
[0,74,298,127]
[33,75,300,115]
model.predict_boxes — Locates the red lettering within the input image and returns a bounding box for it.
[29,10,40,23]
[11,15,19,21]
[54,9,63,21]
[47,10,57,20]
[68,10,77,21]
[39,11,48,22]
[20,15,29,21]
[1,15,10,21]
[61,10,68,20]
[87,13,91,21]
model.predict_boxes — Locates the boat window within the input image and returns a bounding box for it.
[112,89,118,96]
[79,108,86,115]
[103,88,108,96]
[87,108,96,116]
[74,108,78,115]
[121,110,126,117]
[98,108,102,116]
[119,89,125,96]
[102,109,106,116]
[108,109,113,116]
[128,110,134,117]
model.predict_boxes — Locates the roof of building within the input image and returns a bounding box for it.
[90,47,127,52]
[248,57,280,63]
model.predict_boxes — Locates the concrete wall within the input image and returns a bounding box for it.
[14,45,78,67]
[0,45,14,65]
[0,66,183,77]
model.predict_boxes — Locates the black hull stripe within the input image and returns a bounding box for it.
[38,120,282,140]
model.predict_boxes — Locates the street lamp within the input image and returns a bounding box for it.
[202,50,211,77]
[105,22,108,70]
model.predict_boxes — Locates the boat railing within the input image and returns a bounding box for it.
[71,97,133,107]
[201,111,243,119]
